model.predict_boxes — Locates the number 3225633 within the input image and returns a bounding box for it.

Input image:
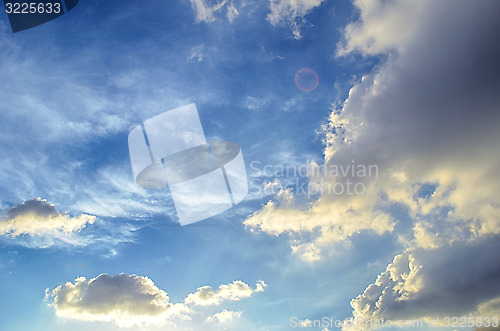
[442,316,499,328]
[5,2,61,14]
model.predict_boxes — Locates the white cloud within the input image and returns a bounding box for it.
[187,46,205,63]
[49,273,189,328]
[206,309,242,323]
[185,280,265,306]
[328,0,500,243]
[244,185,395,261]
[0,44,132,144]
[473,298,500,331]
[49,274,266,328]
[243,95,270,112]
[337,0,430,56]
[291,241,321,262]
[0,25,196,219]
[246,0,500,266]
[188,0,229,23]
[187,0,240,23]
[0,198,140,251]
[328,0,500,326]
[344,237,500,330]
[226,1,239,22]
[267,0,326,39]
[255,280,267,292]
[0,198,95,243]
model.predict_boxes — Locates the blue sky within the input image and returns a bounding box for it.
[1,0,500,330]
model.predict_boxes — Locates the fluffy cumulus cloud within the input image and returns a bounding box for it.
[0,198,95,245]
[245,187,395,262]
[267,0,326,39]
[246,0,500,255]
[246,0,500,324]
[328,0,500,242]
[48,274,266,328]
[206,309,242,323]
[337,0,430,56]
[185,280,266,306]
[332,0,500,326]
[49,273,189,328]
[344,237,500,330]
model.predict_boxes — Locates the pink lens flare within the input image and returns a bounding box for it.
[295,68,319,92]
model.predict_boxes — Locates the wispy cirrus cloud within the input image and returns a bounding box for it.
[188,0,235,23]
[185,0,325,38]
[0,198,140,251]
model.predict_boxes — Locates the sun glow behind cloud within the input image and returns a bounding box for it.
[0,198,96,247]
[48,274,266,328]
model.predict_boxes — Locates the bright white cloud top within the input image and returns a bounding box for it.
[49,274,188,327]
[48,274,266,328]
[267,0,327,39]
[185,279,266,306]
[0,198,95,245]
[206,309,242,323]
[345,239,500,330]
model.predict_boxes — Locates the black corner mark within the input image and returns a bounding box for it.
[64,0,78,11]
[3,0,80,33]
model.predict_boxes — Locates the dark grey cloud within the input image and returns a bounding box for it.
[348,236,500,326]
[333,2,500,326]
[0,198,95,239]
[49,273,184,327]
[331,0,500,170]
[244,0,500,261]
[3,198,57,219]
